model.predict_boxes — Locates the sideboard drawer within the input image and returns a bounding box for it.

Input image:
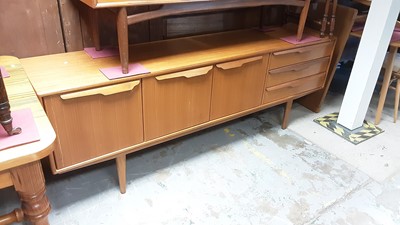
[269,42,333,69]
[211,55,267,119]
[267,57,330,87]
[143,66,213,141]
[263,73,326,104]
[44,81,144,169]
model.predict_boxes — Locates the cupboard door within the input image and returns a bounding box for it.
[143,66,213,141]
[210,55,267,119]
[44,81,143,169]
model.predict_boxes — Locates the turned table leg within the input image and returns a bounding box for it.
[329,0,337,38]
[117,7,129,74]
[9,161,51,225]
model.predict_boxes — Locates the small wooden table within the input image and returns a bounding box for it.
[0,56,56,225]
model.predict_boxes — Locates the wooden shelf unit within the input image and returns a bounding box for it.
[22,25,335,192]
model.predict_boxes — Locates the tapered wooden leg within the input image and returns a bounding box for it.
[117,7,129,74]
[282,100,293,129]
[375,46,398,124]
[394,78,400,122]
[9,161,51,225]
[297,0,311,41]
[89,9,101,51]
[116,155,126,194]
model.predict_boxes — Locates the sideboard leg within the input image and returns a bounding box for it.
[117,7,129,74]
[296,0,311,41]
[116,154,127,194]
[9,161,51,225]
[282,100,293,129]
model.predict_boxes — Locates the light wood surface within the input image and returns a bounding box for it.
[211,55,268,119]
[44,81,143,168]
[298,4,357,112]
[267,57,330,87]
[0,56,55,225]
[143,66,213,140]
[22,25,330,98]
[0,56,56,171]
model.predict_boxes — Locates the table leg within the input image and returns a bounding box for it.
[89,9,101,51]
[375,46,397,124]
[297,0,311,41]
[117,7,129,74]
[9,161,51,225]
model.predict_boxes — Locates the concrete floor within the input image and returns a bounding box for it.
[1,90,400,225]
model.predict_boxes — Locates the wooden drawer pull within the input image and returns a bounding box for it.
[216,56,263,70]
[155,66,212,81]
[60,80,140,100]
[267,79,304,91]
[269,57,329,74]
[272,42,331,56]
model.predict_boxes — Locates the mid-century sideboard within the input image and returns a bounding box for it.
[21,20,335,193]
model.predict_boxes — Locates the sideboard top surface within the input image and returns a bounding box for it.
[22,25,333,97]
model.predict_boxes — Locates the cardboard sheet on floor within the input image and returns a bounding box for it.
[100,63,150,80]
[0,66,10,78]
[84,47,119,59]
[280,35,321,45]
[0,109,40,150]
[314,112,384,145]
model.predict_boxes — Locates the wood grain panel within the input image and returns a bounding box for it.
[267,57,330,87]
[263,72,325,104]
[210,55,268,119]
[143,66,213,140]
[0,0,64,57]
[44,81,143,169]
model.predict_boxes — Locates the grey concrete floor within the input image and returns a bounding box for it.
[1,92,400,225]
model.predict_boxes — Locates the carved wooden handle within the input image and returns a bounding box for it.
[216,56,262,70]
[60,81,140,100]
[272,42,330,56]
[155,66,212,81]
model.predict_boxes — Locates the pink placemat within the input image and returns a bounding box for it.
[84,46,119,59]
[100,63,150,80]
[0,109,40,151]
[0,66,10,78]
[280,35,321,45]
[391,31,400,43]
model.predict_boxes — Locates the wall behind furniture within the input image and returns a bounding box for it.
[0,0,283,58]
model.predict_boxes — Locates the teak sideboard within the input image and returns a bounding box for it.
[21,24,335,193]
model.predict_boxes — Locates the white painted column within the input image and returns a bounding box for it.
[337,0,400,130]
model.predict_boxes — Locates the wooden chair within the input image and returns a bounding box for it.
[379,51,400,123]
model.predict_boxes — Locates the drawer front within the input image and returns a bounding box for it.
[143,66,213,141]
[44,81,144,169]
[211,55,267,119]
[267,57,330,87]
[263,73,326,104]
[269,41,334,69]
